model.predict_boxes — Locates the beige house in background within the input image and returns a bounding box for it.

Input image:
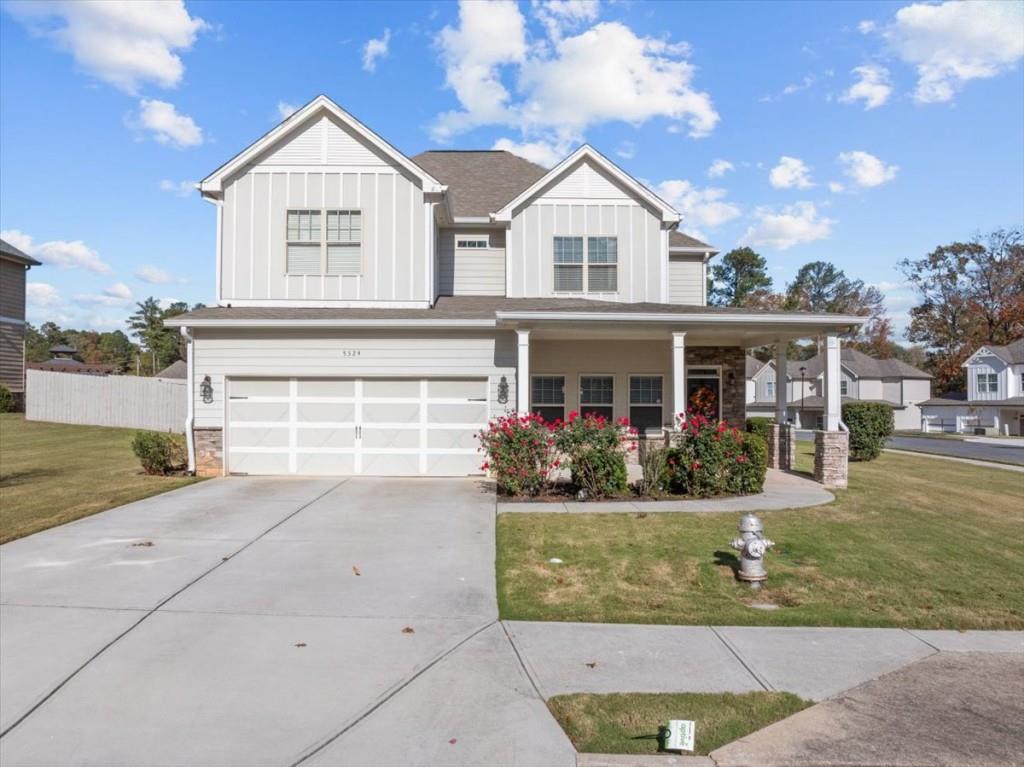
[0,237,41,407]
[167,95,862,480]
[746,348,932,430]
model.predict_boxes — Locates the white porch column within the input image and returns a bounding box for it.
[672,332,686,427]
[774,342,788,424]
[824,333,841,431]
[516,329,530,414]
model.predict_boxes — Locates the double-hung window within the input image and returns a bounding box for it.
[976,372,998,394]
[580,376,614,420]
[531,376,566,423]
[840,379,849,396]
[286,210,321,274]
[766,380,775,399]
[286,208,362,275]
[326,210,361,275]
[629,375,663,431]
[553,236,618,293]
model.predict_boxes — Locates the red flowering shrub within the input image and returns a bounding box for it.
[477,413,558,496]
[664,408,767,497]
[553,412,636,498]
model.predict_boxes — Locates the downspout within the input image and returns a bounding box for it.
[181,326,196,473]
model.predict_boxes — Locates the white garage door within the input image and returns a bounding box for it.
[227,377,488,477]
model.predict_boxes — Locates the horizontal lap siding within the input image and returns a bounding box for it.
[436,228,506,296]
[192,329,516,428]
[0,261,26,318]
[669,255,703,305]
[0,323,25,392]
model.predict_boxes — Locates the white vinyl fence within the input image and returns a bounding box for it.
[26,369,186,433]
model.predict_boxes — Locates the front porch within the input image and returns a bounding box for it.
[504,317,857,488]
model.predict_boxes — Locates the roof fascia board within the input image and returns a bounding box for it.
[200,95,445,195]
[495,310,866,325]
[961,346,1007,367]
[670,246,718,255]
[492,145,681,224]
[166,318,497,329]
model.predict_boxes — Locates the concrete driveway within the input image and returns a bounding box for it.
[0,477,574,767]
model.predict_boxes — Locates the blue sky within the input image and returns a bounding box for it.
[2,0,1022,337]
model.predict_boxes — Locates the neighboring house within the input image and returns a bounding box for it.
[919,338,1024,435]
[166,95,861,477]
[155,360,188,379]
[0,237,41,407]
[746,348,931,430]
[26,344,115,376]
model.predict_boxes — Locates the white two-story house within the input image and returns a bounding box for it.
[168,96,862,478]
[746,348,932,430]
[919,339,1024,435]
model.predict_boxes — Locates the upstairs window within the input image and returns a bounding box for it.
[552,236,618,293]
[766,380,775,399]
[286,210,321,274]
[977,372,998,393]
[326,210,361,275]
[456,235,489,249]
[286,208,362,275]
[840,379,849,396]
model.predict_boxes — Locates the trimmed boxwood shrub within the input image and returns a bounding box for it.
[553,412,634,499]
[0,384,15,413]
[745,417,774,442]
[131,431,188,475]
[842,401,894,461]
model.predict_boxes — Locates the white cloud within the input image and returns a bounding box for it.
[0,228,111,273]
[768,156,814,189]
[432,2,718,143]
[157,297,182,310]
[532,0,600,41]
[881,0,1024,103]
[839,64,892,109]
[135,99,203,148]
[654,180,741,239]
[616,140,635,160]
[491,136,568,168]
[362,28,391,72]
[159,179,195,197]
[135,265,179,284]
[5,0,206,93]
[706,159,734,178]
[26,282,61,307]
[858,20,877,34]
[838,150,899,187]
[740,202,834,250]
[78,281,134,307]
[276,101,299,120]
[104,282,133,300]
[828,181,845,193]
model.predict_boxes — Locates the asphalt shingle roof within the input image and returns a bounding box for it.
[0,237,41,266]
[784,347,931,380]
[982,338,1024,365]
[669,231,715,250]
[411,150,548,218]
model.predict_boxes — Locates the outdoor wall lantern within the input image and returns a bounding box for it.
[727,370,736,387]
[497,375,509,404]
[200,375,214,404]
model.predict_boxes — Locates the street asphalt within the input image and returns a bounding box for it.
[886,435,1024,465]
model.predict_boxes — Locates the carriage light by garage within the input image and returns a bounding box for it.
[200,375,214,404]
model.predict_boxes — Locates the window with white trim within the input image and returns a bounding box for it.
[766,380,775,399]
[456,235,489,249]
[553,236,618,293]
[286,208,362,275]
[286,209,321,274]
[580,376,614,420]
[531,375,565,423]
[976,372,998,394]
[840,379,849,396]
[629,375,663,431]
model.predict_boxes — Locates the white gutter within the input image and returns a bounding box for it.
[494,311,867,325]
[180,327,196,473]
[165,318,497,329]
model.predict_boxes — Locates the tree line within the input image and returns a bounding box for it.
[708,226,1023,392]
[26,297,204,376]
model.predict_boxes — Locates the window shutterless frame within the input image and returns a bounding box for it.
[455,234,489,249]
[579,373,614,421]
[285,208,362,276]
[976,372,998,393]
[552,236,618,294]
[628,374,664,432]
[531,374,566,424]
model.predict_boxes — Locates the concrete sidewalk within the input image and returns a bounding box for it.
[498,470,834,514]
[504,621,1024,702]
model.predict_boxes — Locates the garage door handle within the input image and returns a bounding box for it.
[468,397,487,402]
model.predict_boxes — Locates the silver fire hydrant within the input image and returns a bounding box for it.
[730,513,774,588]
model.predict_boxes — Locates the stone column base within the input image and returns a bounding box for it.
[814,430,849,489]
[767,424,781,469]
[779,424,796,471]
[194,428,224,477]
[627,432,671,464]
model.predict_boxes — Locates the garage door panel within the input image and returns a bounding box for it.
[362,379,419,398]
[361,453,420,476]
[297,379,355,397]
[426,454,481,476]
[297,402,355,423]
[296,453,355,476]
[229,452,290,475]
[428,403,488,424]
[361,428,420,449]
[363,403,419,423]
[297,428,355,449]
[428,379,487,399]
[230,427,290,448]
[231,402,289,422]
[427,428,480,450]
[231,379,290,397]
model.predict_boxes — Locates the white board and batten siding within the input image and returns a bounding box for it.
[26,369,186,432]
[436,228,506,296]
[220,114,430,305]
[505,157,667,303]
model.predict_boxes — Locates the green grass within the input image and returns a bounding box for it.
[548,691,811,755]
[0,414,201,544]
[497,445,1024,629]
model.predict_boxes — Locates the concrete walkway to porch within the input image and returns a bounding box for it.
[496,469,834,514]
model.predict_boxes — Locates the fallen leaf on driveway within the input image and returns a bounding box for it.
[294,642,307,648]
[130,541,154,547]
[585,662,597,668]
[401,626,415,634]
[352,565,361,576]
[448,739,457,745]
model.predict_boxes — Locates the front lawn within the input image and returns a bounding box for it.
[496,445,1024,629]
[548,691,811,756]
[0,414,201,544]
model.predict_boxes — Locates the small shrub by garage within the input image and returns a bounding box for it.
[842,401,894,461]
[132,431,188,475]
[0,385,15,413]
[553,412,635,499]
[477,413,558,496]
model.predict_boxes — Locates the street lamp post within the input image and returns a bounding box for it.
[799,365,807,430]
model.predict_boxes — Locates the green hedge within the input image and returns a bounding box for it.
[745,417,774,442]
[131,432,187,475]
[842,401,894,461]
[0,385,15,413]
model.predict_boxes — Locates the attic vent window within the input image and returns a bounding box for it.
[456,235,489,249]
